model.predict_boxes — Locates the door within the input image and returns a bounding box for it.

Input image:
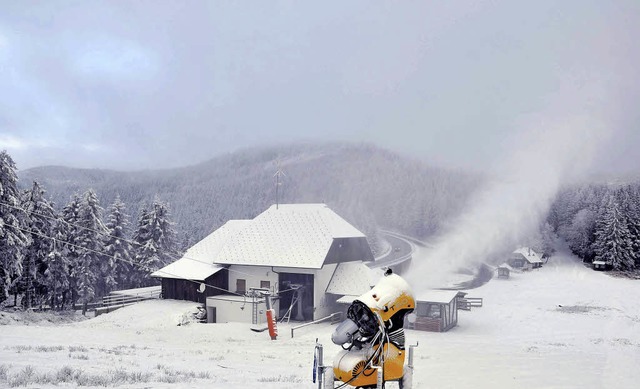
[278,273,314,321]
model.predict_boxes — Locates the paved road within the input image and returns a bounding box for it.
[368,232,415,269]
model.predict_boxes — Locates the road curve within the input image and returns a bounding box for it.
[368,231,415,269]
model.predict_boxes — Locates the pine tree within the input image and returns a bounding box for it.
[563,208,598,261]
[623,186,640,268]
[130,205,150,288]
[0,150,30,304]
[131,198,178,287]
[20,181,56,308]
[103,196,132,291]
[61,194,82,308]
[593,192,636,270]
[76,189,107,314]
[44,222,70,310]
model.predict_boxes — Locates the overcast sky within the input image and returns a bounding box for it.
[1,1,639,174]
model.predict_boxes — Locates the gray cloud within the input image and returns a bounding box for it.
[0,1,639,173]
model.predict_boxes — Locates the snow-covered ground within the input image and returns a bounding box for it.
[1,247,639,388]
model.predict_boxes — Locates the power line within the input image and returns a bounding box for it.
[4,222,243,297]
[2,201,301,297]
[0,200,257,279]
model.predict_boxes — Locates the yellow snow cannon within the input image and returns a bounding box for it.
[331,268,415,388]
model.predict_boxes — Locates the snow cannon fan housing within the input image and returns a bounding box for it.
[356,271,415,324]
[331,271,415,387]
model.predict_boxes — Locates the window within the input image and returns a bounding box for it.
[260,280,270,289]
[236,279,246,294]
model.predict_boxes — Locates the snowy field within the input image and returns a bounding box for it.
[1,248,640,388]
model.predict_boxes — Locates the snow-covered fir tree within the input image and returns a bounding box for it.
[61,194,82,307]
[43,222,70,310]
[130,205,150,288]
[0,150,30,304]
[76,189,107,314]
[593,192,636,270]
[131,198,178,287]
[621,186,640,266]
[19,181,56,308]
[102,195,132,292]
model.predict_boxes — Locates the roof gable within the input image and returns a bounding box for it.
[152,204,372,279]
[150,220,249,280]
[213,204,367,268]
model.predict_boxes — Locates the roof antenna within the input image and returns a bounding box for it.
[274,159,286,210]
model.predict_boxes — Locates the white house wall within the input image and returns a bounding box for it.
[228,265,280,314]
[206,296,268,324]
[228,265,279,293]
[224,263,345,322]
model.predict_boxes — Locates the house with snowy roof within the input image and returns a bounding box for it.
[151,204,374,324]
[508,247,543,271]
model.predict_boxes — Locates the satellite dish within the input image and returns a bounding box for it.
[198,283,206,293]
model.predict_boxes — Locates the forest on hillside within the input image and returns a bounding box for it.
[4,143,483,311]
[4,143,640,313]
[549,183,640,272]
[1,150,181,311]
[18,143,483,247]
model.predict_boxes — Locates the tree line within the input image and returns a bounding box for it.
[0,151,180,313]
[549,182,640,271]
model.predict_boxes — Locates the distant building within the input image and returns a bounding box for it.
[496,263,513,279]
[151,204,374,323]
[403,290,482,332]
[508,247,543,271]
[592,260,609,271]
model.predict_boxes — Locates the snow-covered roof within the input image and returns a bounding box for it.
[151,220,249,280]
[513,247,544,264]
[498,263,514,271]
[416,290,460,304]
[153,204,370,280]
[151,258,224,281]
[213,204,367,269]
[325,262,376,296]
[184,220,251,262]
[592,261,607,265]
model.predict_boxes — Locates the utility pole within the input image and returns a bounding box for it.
[274,160,285,210]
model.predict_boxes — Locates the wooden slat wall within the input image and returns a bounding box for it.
[161,269,229,304]
[413,317,441,332]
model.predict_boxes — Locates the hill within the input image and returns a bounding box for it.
[18,143,482,247]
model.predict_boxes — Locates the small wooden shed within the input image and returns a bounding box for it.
[497,263,513,279]
[408,290,464,332]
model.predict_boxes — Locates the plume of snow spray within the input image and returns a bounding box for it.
[407,116,607,291]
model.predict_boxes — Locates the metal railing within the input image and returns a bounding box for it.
[457,297,483,311]
[101,287,162,308]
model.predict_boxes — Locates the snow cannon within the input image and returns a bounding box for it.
[331,269,415,388]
